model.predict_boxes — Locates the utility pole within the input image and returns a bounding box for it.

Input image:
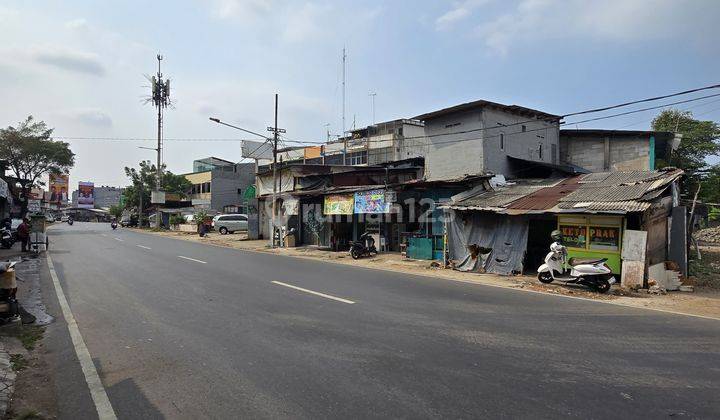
[150,54,170,229]
[267,94,286,247]
[369,92,376,125]
[342,47,347,165]
[138,182,143,227]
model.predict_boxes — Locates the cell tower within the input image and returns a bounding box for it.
[149,54,170,227]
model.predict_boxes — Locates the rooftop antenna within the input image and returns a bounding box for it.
[369,92,376,126]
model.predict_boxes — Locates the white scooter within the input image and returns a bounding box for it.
[537,231,616,294]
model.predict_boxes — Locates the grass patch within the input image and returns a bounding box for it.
[14,409,45,420]
[10,354,28,371]
[16,326,44,351]
[690,246,720,289]
[0,325,45,351]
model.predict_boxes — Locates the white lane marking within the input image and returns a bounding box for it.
[46,255,117,420]
[137,245,151,250]
[271,281,355,304]
[113,238,123,242]
[177,255,207,264]
[100,234,107,237]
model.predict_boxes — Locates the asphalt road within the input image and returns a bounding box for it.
[44,222,720,419]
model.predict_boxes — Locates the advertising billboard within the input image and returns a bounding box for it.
[354,189,389,214]
[323,194,354,215]
[48,173,69,204]
[78,181,95,209]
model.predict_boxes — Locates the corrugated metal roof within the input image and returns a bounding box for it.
[559,201,652,212]
[579,170,665,185]
[508,177,581,210]
[446,169,683,214]
[454,179,561,209]
[560,183,651,202]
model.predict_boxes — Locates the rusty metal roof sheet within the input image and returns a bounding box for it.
[452,179,561,209]
[508,177,581,210]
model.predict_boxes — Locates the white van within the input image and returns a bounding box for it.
[212,214,248,234]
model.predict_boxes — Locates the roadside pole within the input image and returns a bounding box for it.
[271,94,278,248]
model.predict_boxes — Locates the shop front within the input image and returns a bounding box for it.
[557,215,623,273]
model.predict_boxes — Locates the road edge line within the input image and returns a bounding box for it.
[46,254,118,420]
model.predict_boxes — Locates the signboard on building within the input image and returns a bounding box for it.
[241,140,273,160]
[323,194,354,215]
[78,181,95,209]
[151,190,166,204]
[354,189,389,214]
[27,199,41,213]
[48,173,69,204]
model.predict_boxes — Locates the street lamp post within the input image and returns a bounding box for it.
[209,110,282,247]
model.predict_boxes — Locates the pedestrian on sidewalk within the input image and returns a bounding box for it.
[17,218,30,252]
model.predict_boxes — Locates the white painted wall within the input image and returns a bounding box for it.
[424,109,484,181]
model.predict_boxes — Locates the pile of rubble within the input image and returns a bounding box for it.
[694,226,720,244]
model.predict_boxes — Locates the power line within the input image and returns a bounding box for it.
[563,93,720,126]
[562,83,720,118]
[55,83,720,148]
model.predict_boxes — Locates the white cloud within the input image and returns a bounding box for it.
[475,0,720,55]
[209,0,274,20]
[30,46,106,76]
[65,18,88,31]
[435,0,489,30]
[64,108,113,127]
[281,3,328,43]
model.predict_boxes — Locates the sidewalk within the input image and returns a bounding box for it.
[136,229,720,320]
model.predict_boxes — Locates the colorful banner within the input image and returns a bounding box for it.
[354,189,389,214]
[48,173,69,204]
[323,194,354,215]
[78,181,94,209]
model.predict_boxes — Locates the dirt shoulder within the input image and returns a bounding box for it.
[134,229,720,321]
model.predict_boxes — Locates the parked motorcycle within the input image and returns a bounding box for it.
[350,232,377,259]
[537,230,616,293]
[0,261,19,321]
[0,229,15,250]
[67,217,74,226]
[111,221,118,230]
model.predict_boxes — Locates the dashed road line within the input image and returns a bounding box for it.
[271,281,355,304]
[46,255,117,420]
[177,256,207,264]
[137,245,151,250]
[113,238,124,242]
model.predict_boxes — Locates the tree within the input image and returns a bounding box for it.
[108,204,124,219]
[652,109,720,197]
[121,160,192,211]
[0,116,75,215]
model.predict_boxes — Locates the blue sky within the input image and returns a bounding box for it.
[1,0,719,187]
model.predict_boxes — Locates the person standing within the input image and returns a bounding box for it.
[17,218,30,252]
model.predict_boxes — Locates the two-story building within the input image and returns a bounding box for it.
[415,99,562,181]
[184,157,256,214]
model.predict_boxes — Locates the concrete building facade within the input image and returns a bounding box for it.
[415,100,561,181]
[184,160,256,213]
[71,186,123,208]
[559,130,679,172]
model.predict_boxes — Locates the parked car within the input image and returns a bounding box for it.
[120,215,138,227]
[212,214,248,234]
